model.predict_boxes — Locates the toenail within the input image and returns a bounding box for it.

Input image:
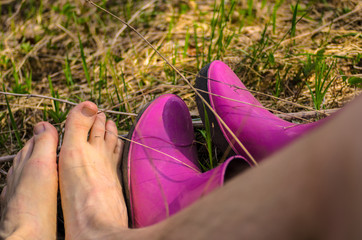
[81,105,97,117]
[34,123,46,135]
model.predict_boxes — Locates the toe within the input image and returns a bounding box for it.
[89,113,106,145]
[112,139,124,169]
[15,122,58,202]
[4,168,14,198]
[63,101,98,145]
[22,122,58,179]
[29,122,59,163]
[105,120,118,151]
[1,186,7,206]
[6,167,13,183]
[12,151,22,169]
[114,139,124,155]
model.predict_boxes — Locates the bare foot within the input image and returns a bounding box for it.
[59,102,127,240]
[0,122,58,240]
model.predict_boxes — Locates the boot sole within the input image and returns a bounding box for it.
[121,99,155,228]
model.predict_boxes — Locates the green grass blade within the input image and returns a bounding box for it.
[247,0,253,18]
[306,81,317,109]
[207,0,218,63]
[48,75,55,97]
[48,75,60,114]
[64,54,74,87]
[183,27,190,58]
[261,0,267,9]
[78,34,91,88]
[4,87,23,148]
[291,0,299,42]
[193,23,200,70]
[321,61,336,97]
[272,0,284,34]
[203,103,214,169]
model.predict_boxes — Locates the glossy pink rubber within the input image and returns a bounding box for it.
[123,94,249,227]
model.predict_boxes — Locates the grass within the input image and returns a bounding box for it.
[303,50,337,110]
[0,0,361,184]
[47,76,70,124]
[78,34,92,92]
[4,92,23,148]
[64,54,74,88]
[272,0,284,34]
[198,103,215,171]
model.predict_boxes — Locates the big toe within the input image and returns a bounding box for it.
[29,122,59,161]
[18,122,59,185]
[63,101,98,145]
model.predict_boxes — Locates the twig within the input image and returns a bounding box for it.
[0,91,77,105]
[0,91,137,116]
[56,23,78,42]
[164,84,314,123]
[276,109,338,121]
[110,0,157,48]
[85,0,258,166]
[0,108,339,163]
[6,0,25,24]
[163,78,331,117]
[0,155,15,163]
[0,0,15,4]
[192,108,338,127]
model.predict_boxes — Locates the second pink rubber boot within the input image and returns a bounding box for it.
[122,94,250,228]
[195,60,330,163]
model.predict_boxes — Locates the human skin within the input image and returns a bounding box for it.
[150,94,362,240]
[58,102,128,240]
[1,94,362,239]
[0,122,58,240]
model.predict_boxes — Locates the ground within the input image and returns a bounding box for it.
[0,0,361,188]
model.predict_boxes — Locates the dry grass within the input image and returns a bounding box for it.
[0,0,361,187]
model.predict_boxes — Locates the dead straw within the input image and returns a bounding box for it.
[85,0,259,166]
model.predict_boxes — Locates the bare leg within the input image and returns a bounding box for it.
[151,94,362,240]
[59,102,127,240]
[61,95,362,240]
[0,122,58,240]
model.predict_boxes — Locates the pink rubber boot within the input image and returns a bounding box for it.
[195,60,330,163]
[122,94,250,228]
